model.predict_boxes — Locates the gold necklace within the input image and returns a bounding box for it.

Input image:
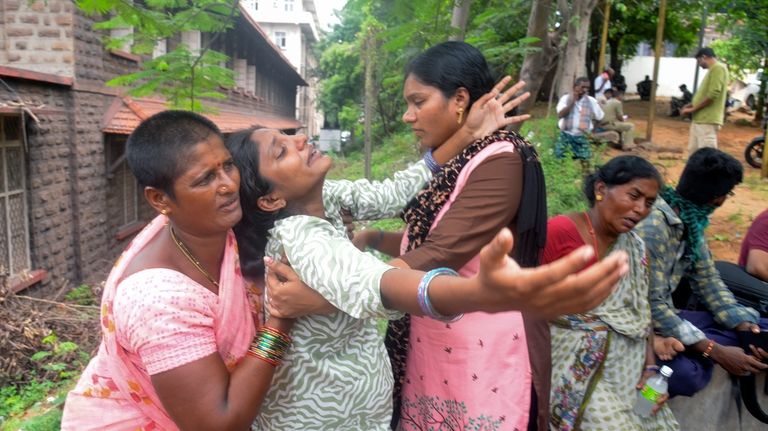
[168,224,220,288]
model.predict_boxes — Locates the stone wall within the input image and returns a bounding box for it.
[0,0,74,77]
[0,79,78,285]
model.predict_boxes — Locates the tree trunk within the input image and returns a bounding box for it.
[448,0,472,41]
[557,0,600,97]
[516,0,559,118]
[363,28,375,179]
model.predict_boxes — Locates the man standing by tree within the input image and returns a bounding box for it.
[597,89,636,151]
[556,77,604,162]
[681,47,730,155]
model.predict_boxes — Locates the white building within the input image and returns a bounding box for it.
[242,0,323,138]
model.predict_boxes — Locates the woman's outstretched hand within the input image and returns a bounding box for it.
[462,76,531,140]
[475,228,628,319]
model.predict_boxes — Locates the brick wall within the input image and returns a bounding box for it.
[0,79,79,285]
[0,0,74,78]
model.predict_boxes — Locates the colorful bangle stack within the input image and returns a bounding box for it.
[417,268,463,323]
[247,326,292,367]
[644,365,660,373]
[423,149,442,173]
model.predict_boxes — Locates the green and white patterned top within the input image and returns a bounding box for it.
[253,160,431,430]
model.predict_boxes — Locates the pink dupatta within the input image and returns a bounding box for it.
[80,215,255,430]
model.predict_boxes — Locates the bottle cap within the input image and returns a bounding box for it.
[660,365,673,377]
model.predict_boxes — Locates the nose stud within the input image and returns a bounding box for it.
[219,185,228,193]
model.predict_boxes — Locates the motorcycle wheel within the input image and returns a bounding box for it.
[745,137,764,169]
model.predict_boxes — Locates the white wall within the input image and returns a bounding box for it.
[622,56,706,97]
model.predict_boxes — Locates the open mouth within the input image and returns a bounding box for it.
[220,195,239,212]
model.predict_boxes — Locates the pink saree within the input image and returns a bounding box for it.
[62,215,258,430]
[398,142,532,431]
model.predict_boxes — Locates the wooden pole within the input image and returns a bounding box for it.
[597,0,611,73]
[646,0,666,142]
[363,27,374,179]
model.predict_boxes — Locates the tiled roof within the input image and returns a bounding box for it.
[101,97,302,134]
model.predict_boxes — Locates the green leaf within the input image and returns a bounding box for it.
[30,351,52,361]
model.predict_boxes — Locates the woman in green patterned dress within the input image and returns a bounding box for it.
[224,84,630,429]
[544,156,680,431]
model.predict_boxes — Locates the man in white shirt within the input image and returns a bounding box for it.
[556,76,604,161]
[593,67,614,103]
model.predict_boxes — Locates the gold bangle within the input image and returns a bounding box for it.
[702,340,715,358]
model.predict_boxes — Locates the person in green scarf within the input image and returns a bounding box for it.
[636,148,768,398]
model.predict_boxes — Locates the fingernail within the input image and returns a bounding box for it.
[581,246,595,260]
[264,256,274,265]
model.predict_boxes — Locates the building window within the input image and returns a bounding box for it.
[284,0,294,12]
[254,1,258,10]
[110,27,134,52]
[0,116,30,275]
[105,136,140,230]
[274,31,287,49]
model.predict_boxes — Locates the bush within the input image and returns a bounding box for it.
[520,117,605,216]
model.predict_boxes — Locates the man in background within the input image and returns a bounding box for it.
[681,47,729,155]
[593,67,614,103]
[597,89,636,151]
[555,76,604,162]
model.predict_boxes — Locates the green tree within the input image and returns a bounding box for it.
[710,0,768,121]
[75,0,238,111]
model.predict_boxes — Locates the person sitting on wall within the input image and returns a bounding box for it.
[555,76,604,162]
[670,84,693,117]
[635,148,768,398]
[637,75,653,101]
[593,67,615,103]
[597,89,636,151]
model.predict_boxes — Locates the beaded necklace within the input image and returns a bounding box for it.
[169,224,220,289]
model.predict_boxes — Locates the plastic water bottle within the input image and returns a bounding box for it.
[633,365,673,417]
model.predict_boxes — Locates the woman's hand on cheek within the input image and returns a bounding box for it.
[476,228,627,318]
[463,76,531,139]
[264,256,338,318]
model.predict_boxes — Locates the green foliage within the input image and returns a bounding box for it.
[0,331,88,429]
[64,284,96,306]
[520,117,590,216]
[75,0,238,110]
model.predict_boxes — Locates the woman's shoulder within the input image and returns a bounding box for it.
[115,268,217,304]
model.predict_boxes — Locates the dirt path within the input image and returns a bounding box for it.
[539,98,767,262]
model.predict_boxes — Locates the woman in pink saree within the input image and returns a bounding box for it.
[62,111,294,430]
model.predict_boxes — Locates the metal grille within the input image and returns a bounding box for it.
[8,193,28,274]
[0,200,7,271]
[0,115,30,274]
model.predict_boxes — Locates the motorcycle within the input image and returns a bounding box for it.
[745,117,766,169]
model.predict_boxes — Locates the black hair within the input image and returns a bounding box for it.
[575,76,590,86]
[676,148,742,205]
[695,47,716,59]
[126,110,221,198]
[583,155,664,206]
[225,128,288,279]
[404,41,495,110]
[604,88,614,96]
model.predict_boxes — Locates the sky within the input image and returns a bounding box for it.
[315,0,348,31]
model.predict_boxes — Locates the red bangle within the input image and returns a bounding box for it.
[702,340,715,358]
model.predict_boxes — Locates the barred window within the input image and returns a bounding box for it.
[0,115,30,275]
[106,136,139,229]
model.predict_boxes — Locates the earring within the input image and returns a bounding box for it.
[596,195,603,202]
[457,108,464,124]
[161,209,168,215]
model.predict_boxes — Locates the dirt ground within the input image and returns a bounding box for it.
[537,97,767,262]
